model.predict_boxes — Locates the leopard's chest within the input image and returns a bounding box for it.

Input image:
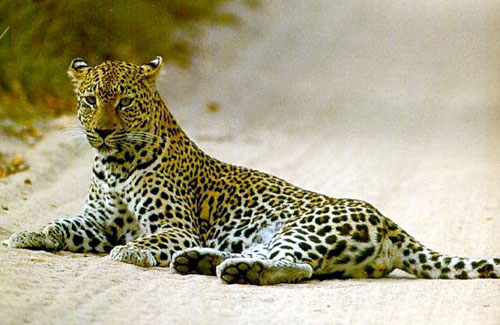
[90,167,153,241]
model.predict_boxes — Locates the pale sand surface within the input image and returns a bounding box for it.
[1,1,500,324]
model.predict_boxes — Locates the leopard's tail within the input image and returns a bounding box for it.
[386,220,499,279]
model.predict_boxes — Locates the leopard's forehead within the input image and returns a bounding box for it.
[80,61,143,100]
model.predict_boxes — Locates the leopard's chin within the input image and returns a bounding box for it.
[95,144,118,156]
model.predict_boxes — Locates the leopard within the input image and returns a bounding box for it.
[4,57,499,285]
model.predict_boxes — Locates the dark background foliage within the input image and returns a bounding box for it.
[0,0,244,134]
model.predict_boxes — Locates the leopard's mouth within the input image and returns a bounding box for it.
[86,135,116,154]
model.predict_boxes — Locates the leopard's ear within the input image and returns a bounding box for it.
[140,56,163,86]
[67,58,91,90]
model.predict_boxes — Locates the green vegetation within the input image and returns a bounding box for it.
[0,0,249,136]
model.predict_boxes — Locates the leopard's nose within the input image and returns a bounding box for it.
[94,128,114,139]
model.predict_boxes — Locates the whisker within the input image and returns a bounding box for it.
[128,131,163,140]
[118,139,143,149]
[125,136,156,142]
[125,132,162,144]
[120,141,136,149]
[121,138,155,146]
[61,126,92,150]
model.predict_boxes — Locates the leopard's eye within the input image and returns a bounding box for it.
[119,97,133,108]
[83,96,96,106]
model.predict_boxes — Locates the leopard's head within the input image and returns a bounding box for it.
[67,57,163,154]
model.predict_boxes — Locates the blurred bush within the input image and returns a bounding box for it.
[0,0,248,135]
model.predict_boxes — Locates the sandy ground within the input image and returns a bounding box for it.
[1,1,500,324]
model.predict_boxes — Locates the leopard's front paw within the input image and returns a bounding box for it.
[109,245,156,267]
[3,230,60,250]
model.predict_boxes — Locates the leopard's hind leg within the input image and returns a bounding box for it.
[214,234,315,285]
[216,204,390,285]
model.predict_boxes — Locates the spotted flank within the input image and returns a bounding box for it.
[4,58,499,285]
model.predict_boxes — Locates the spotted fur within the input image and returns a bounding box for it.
[4,58,499,285]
